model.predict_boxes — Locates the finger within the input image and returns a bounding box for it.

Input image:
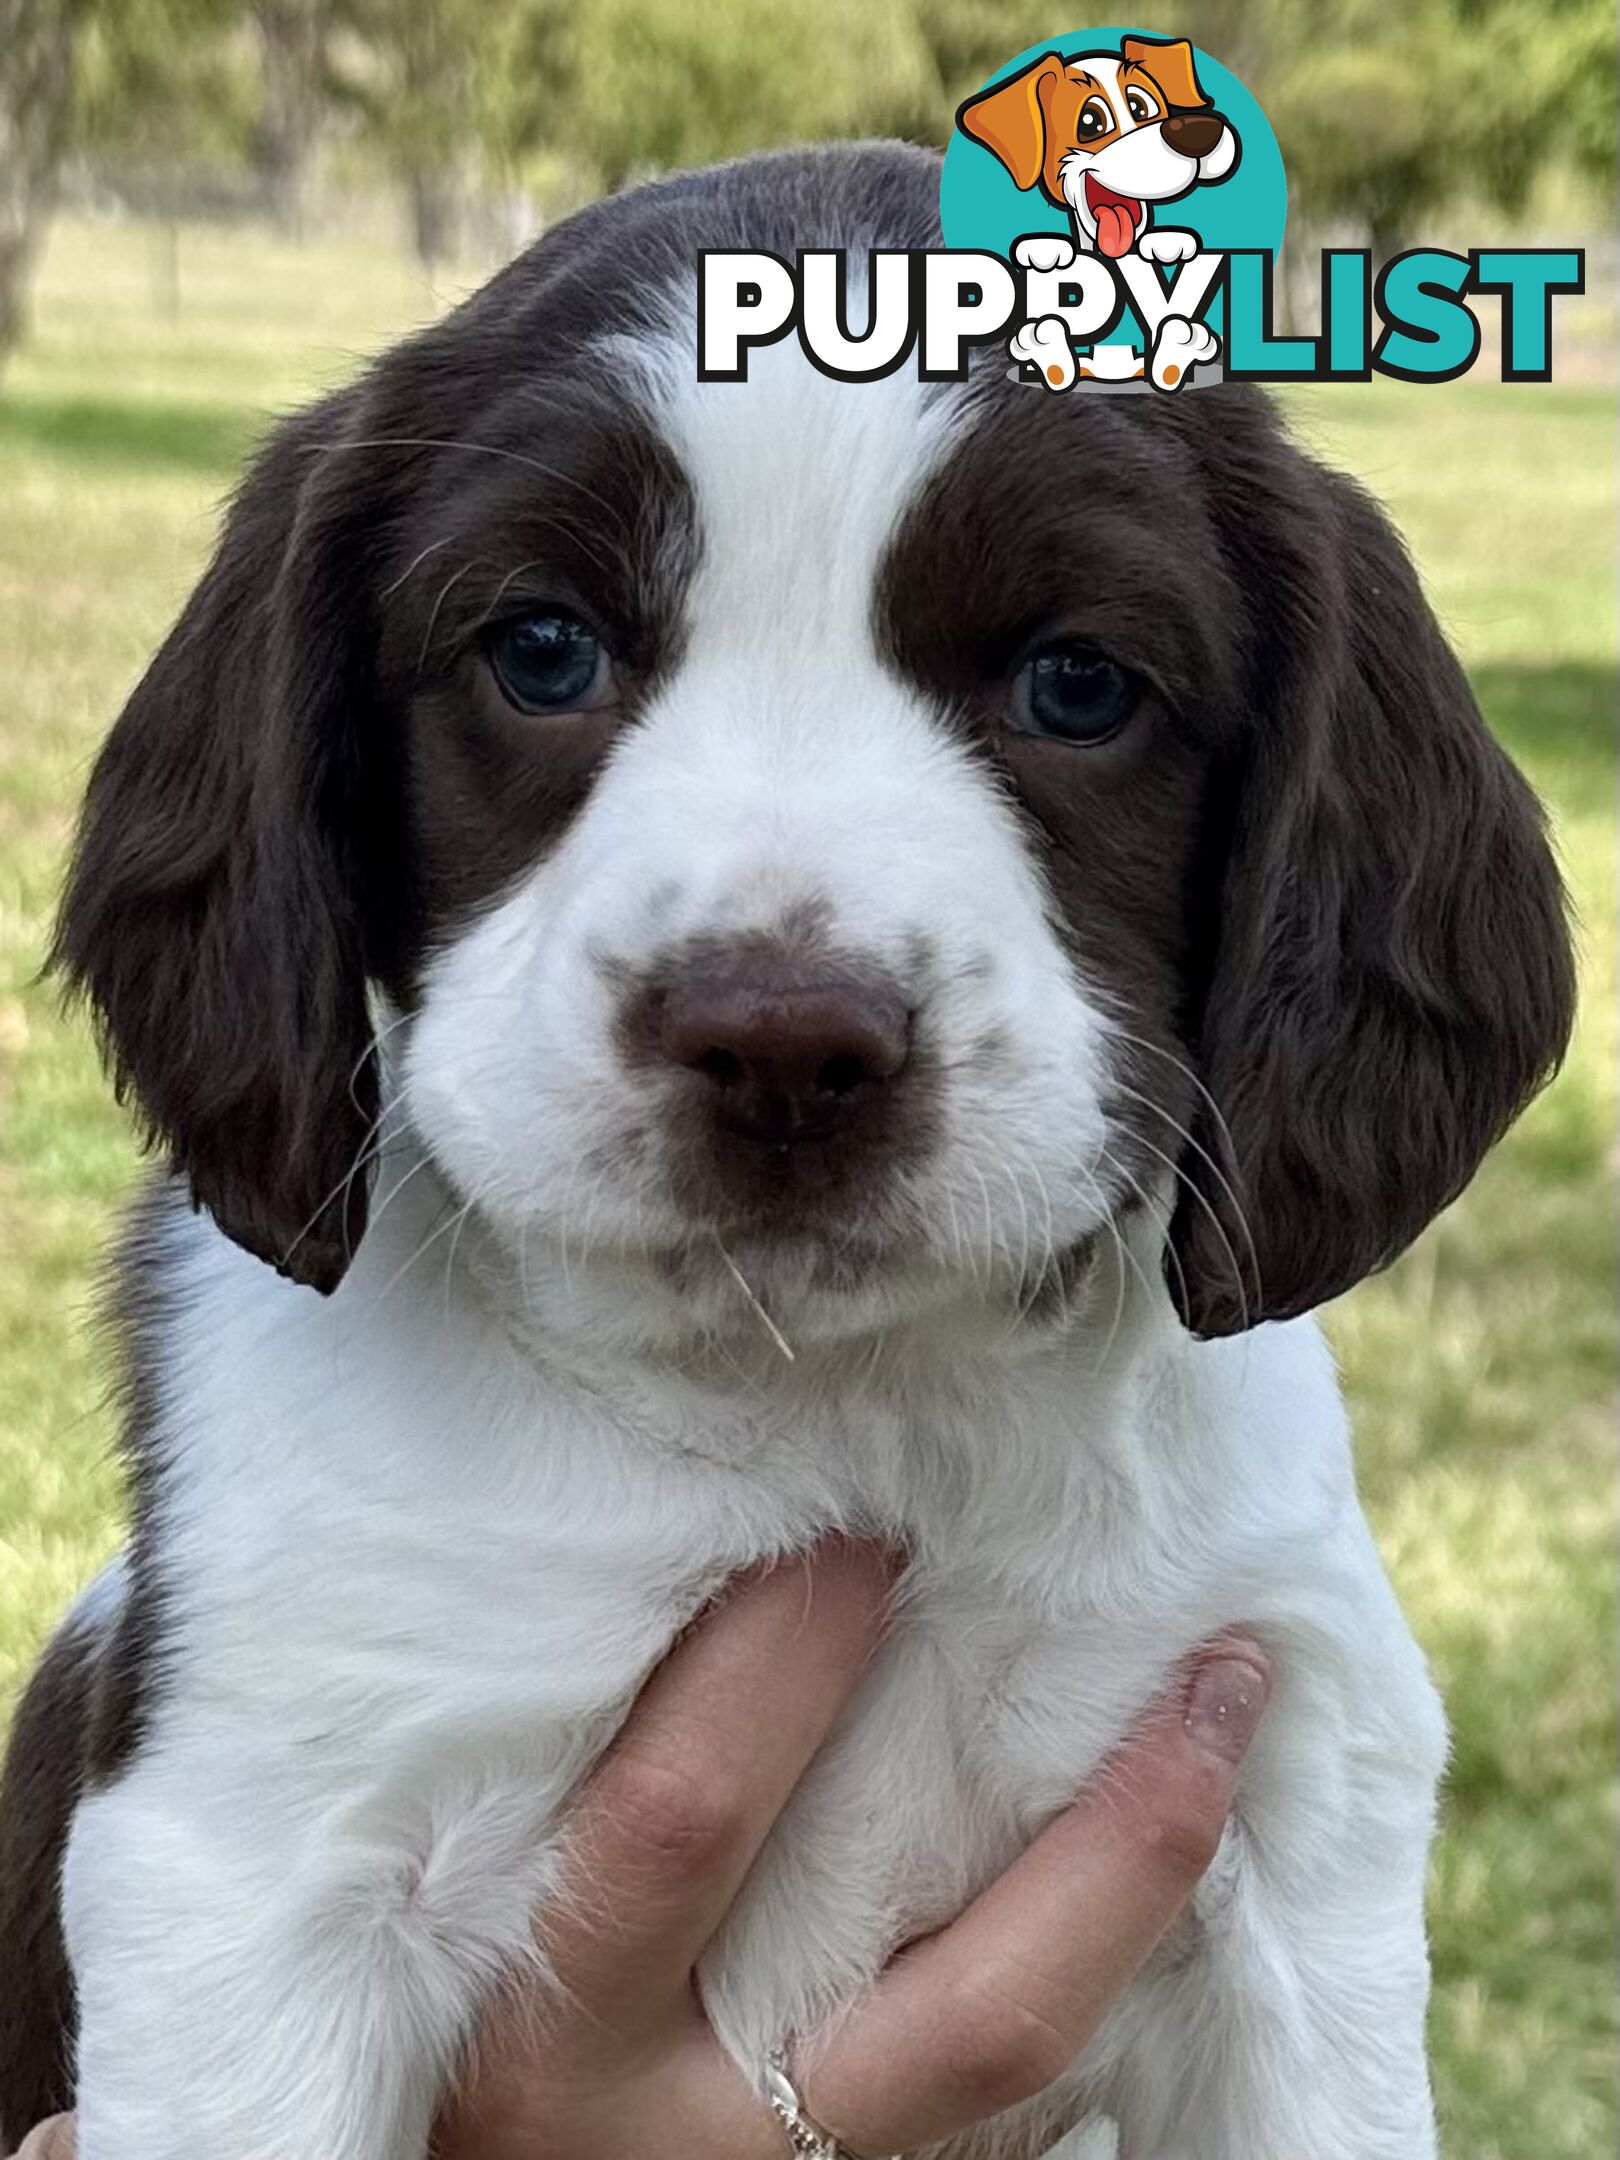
[13,2119,76,2160]
[806,1639,1270,2156]
[540,1537,897,2031]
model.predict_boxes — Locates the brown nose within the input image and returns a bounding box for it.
[659,965,910,1145]
[1161,110,1225,160]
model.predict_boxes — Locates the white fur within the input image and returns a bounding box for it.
[61,334,1445,2160]
[1150,316,1220,392]
[1052,54,1236,259]
[1011,315,1079,392]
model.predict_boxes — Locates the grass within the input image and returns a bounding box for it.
[1,217,1614,2158]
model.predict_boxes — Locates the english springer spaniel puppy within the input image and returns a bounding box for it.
[0,142,1573,2160]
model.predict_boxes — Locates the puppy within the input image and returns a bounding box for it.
[960,38,1238,386]
[0,141,1573,2160]
[958,38,1239,263]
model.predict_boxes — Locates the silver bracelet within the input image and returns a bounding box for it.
[765,2050,896,2160]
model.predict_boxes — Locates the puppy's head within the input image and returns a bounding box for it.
[958,41,1238,256]
[54,144,1573,1350]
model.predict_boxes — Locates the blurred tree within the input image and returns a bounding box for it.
[1266,0,1615,256]
[76,0,255,183]
[74,0,254,315]
[251,0,335,234]
[909,0,1277,115]
[0,0,97,357]
[335,0,552,265]
[558,0,937,190]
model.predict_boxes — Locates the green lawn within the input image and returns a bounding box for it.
[1,218,1614,2159]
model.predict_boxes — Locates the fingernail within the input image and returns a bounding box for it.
[1185,1648,1270,1764]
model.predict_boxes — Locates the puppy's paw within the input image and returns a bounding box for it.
[1149,315,1219,390]
[1137,228,1200,265]
[1010,315,1077,391]
[1014,233,1077,274]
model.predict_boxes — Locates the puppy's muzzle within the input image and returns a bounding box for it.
[657,959,911,1148]
[1161,110,1225,159]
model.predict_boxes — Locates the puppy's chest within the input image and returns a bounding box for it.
[169,1332,1239,2042]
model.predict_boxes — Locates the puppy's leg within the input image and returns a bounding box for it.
[1010,317,1078,392]
[1110,1853,1439,2157]
[1136,230,1200,265]
[1014,233,1078,275]
[1100,1636,1446,2160]
[63,1759,556,2160]
[1148,317,1219,391]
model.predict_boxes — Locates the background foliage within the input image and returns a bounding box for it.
[0,0,1615,345]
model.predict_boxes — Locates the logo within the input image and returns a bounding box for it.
[697,26,1582,393]
[946,30,1276,391]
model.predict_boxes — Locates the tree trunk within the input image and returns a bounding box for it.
[407,167,459,268]
[0,0,92,364]
[1368,218,1406,272]
[252,0,327,238]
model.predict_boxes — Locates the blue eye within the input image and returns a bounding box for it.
[486,609,609,714]
[1014,638,1141,745]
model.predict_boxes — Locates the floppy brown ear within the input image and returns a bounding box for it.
[956,53,1065,193]
[1120,36,1210,111]
[51,394,402,1292]
[1169,458,1575,1336]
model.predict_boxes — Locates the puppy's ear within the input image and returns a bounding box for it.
[956,53,1065,193]
[1169,457,1575,1337]
[1120,36,1210,111]
[52,394,400,1293]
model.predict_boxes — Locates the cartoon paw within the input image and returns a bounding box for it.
[1150,315,1219,391]
[1014,234,1077,274]
[1010,315,1077,391]
[1137,228,1200,266]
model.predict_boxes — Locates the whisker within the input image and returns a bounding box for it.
[1100,1144,1198,1331]
[368,1192,476,1311]
[418,558,484,670]
[380,533,455,599]
[1107,1085,1258,1327]
[710,1232,797,1364]
[1104,1024,1243,1180]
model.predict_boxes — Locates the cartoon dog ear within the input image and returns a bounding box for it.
[956,53,1066,193]
[51,393,405,1294]
[1167,452,1575,1338]
[1120,35,1211,111]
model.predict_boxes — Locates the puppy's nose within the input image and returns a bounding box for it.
[659,966,910,1144]
[1161,110,1224,159]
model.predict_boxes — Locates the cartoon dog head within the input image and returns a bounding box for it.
[958,36,1239,258]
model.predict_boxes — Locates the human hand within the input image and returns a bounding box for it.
[17,1543,1269,2160]
[435,1540,1270,2158]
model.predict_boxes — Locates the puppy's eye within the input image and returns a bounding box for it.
[1012,639,1141,746]
[1077,97,1114,140]
[1125,88,1159,123]
[485,609,611,714]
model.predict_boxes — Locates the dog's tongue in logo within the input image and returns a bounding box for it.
[1085,175,1141,259]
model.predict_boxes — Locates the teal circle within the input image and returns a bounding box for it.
[941,25,1285,269]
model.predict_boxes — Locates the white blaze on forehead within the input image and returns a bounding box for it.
[609,315,969,664]
[557,307,1065,978]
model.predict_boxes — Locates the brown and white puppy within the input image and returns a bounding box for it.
[958,37,1240,262]
[0,142,1571,2160]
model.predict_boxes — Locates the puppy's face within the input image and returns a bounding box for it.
[958,42,1239,256]
[54,147,1572,1352]
[392,343,1220,1344]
